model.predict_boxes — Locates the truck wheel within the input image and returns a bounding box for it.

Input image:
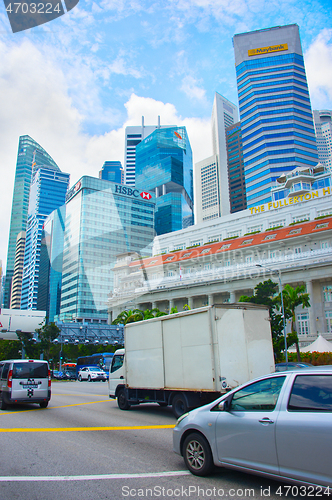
[172,394,188,418]
[117,389,131,410]
[182,432,213,476]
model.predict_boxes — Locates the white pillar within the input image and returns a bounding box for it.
[208,294,214,306]
[306,280,316,336]
[229,291,236,303]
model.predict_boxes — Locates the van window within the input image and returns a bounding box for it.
[1,363,10,380]
[288,375,332,412]
[12,362,48,379]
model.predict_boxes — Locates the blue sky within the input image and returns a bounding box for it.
[0,0,332,270]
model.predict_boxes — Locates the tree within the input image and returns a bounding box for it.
[111,308,167,325]
[276,284,310,362]
[239,280,286,362]
[36,322,61,361]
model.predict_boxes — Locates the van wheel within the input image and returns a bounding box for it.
[0,394,8,410]
[117,389,131,410]
[182,432,213,476]
[172,394,188,418]
[40,401,48,408]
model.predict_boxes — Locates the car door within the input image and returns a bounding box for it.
[215,376,286,475]
[276,373,332,486]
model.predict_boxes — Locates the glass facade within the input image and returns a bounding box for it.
[20,167,70,311]
[58,177,155,322]
[4,135,59,308]
[135,127,193,235]
[226,122,247,213]
[99,161,123,184]
[233,25,318,208]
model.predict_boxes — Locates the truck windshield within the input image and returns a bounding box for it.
[12,362,48,379]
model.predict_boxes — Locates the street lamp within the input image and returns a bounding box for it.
[256,264,288,364]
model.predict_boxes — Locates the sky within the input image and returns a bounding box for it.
[0,0,332,272]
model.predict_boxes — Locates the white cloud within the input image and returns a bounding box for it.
[181,75,207,102]
[305,29,332,109]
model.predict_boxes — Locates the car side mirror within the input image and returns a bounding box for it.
[218,401,227,411]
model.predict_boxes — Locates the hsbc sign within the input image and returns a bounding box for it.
[114,185,153,200]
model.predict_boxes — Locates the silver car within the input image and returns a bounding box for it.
[173,367,332,487]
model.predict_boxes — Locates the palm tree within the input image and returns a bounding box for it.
[278,284,310,362]
[111,307,167,325]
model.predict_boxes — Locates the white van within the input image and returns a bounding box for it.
[0,359,51,410]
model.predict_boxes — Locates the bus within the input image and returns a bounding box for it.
[76,353,114,378]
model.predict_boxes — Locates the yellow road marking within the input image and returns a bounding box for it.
[0,399,111,415]
[0,424,175,433]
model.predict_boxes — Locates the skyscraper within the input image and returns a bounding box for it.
[211,92,239,216]
[58,177,155,323]
[124,117,175,186]
[233,24,318,207]
[20,166,70,310]
[9,231,26,309]
[226,122,247,213]
[135,127,193,235]
[99,161,123,184]
[313,110,332,171]
[4,135,59,308]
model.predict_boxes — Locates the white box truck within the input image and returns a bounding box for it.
[108,304,275,417]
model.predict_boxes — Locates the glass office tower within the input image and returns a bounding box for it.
[58,177,155,323]
[20,167,70,310]
[135,127,193,235]
[4,135,59,308]
[233,24,318,207]
[99,161,123,184]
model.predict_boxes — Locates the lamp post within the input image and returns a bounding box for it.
[256,264,288,364]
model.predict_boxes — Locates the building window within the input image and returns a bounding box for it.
[326,311,332,333]
[247,225,263,233]
[204,264,211,271]
[270,251,277,258]
[297,313,309,335]
[294,247,302,254]
[323,285,332,302]
[292,214,310,223]
[321,241,329,249]
[269,220,285,229]
[246,256,253,264]
[227,230,241,238]
[167,271,173,277]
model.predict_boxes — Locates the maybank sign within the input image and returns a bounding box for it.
[248,43,288,57]
[249,187,332,215]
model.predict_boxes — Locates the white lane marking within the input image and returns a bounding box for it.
[0,471,191,482]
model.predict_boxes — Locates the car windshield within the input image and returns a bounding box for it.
[89,367,104,372]
[12,362,48,379]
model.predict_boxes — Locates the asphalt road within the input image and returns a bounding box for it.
[0,381,321,500]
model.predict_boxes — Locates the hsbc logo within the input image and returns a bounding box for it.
[140,192,152,200]
[114,185,153,201]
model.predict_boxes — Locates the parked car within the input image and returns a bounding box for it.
[275,362,313,371]
[77,366,107,382]
[0,359,51,410]
[173,367,332,487]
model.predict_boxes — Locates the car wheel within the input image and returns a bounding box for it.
[40,401,48,408]
[117,389,131,410]
[88,375,91,382]
[182,432,213,476]
[172,393,188,418]
[0,393,8,410]
[78,375,82,381]
[102,379,106,382]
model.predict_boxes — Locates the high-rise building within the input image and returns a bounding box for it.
[99,161,123,184]
[233,24,318,207]
[20,166,70,310]
[9,231,26,309]
[313,110,332,171]
[58,177,155,323]
[4,135,59,308]
[42,205,66,323]
[135,127,193,235]
[211,92,239,216]
[194,155,220,223]
[124,117,175,186]
[226,122,247,213]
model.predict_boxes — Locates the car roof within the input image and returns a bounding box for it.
[0,359,48,363]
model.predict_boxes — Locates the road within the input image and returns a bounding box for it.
[0,381,315,500]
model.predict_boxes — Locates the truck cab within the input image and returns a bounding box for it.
[108,349,125,398]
